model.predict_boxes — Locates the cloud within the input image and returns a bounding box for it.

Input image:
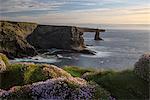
[1,0,148,13]
[0,0,149,24]
[0,0,65,13]
[1,6,149,24]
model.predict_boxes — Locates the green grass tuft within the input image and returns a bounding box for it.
[63,66,94,77]
[0,64,24,89]
[64,66,149,99]
[24,64,48,84]
[83,70,149,99]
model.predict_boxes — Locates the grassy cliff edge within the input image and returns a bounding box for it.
[0,53,149,99]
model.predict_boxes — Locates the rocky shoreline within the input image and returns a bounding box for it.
[0,20,101,59]
[0,20,149,99]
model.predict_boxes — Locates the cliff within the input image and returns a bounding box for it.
[0,20,98,58]
[27,25,85,51]
[0,21,86,58]
[0,21,38,58]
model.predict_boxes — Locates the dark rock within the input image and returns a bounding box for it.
[27,25,85,51]
[77,49,96,55]
[86,44,93,46]
[0,20,103,58]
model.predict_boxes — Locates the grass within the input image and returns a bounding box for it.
[0,21,37,58]
[64,67,149,99]
[1,63,71,89]
[1,64,24,89]
[0,54,149,99]
[63,66,94,77]
[24,64,48,84]
[0,20,37,37]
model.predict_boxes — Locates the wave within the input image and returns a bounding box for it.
[12,55,61,64]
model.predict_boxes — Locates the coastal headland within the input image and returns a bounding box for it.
[0,20,105,59]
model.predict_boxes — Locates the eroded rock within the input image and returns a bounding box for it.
[134,53,150,82]
[27,25,85,51]
[0,21,38,58]
[0,59,6,72]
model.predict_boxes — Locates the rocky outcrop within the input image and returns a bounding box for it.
[0,20,99,58]
[0,59,6,72]
[0,21,38,58]
[27,25,85,51]
[134,53,150,82]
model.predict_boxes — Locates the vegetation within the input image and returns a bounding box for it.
[0,53,9,66]
[134,53,150,82]
[63,66,94,77]
[0,77,110,100]
[0,62,71,89]
[1,64,25,89]
[0,20,37,37]
[0,54,110,100]
[24,64,48,84]
[0,21,37,58]
[0,53,149,99]
[64,67,149,99]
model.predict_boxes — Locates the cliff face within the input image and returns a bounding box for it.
[0,21,38,58]
[27,25,85,51]
[0,21,86,58]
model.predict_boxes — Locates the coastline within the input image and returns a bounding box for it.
[0,53,149,99]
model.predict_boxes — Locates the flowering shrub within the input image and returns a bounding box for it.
[134,53,150,82]
[42,64,72,78]
[24,64,72,84]
[0,77,110,100]
[0,54,110,99]
[1,62,72,89]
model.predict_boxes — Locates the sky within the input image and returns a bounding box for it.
[0,0,150,24]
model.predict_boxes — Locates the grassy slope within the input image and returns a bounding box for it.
[0,53,149,99]
[63,66,94,77]
[0,21,37,58]
[64,66,149,99]
[0,20,37,38]
[0,55,110,100]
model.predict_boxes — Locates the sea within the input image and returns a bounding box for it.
[11,24,150,70]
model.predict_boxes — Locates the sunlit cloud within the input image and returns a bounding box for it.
[0,0,149,24]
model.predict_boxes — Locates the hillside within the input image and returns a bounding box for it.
[0,20,93,58]
[0,21,38,58]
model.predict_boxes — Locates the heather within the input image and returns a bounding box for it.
[0,53,110,99]
[1,62,72,89]
[0,53,149,99]
[0,77,111,100]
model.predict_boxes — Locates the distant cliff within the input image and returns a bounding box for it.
[27,25,85,51]
[0,21,87,58]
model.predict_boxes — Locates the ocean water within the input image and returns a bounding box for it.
[12,25,150,70]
